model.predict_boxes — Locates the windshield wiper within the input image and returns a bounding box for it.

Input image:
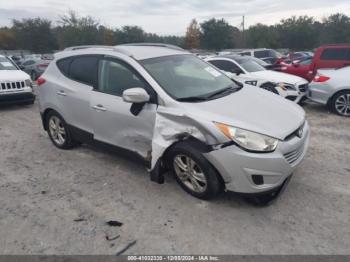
[176,85,242,102]
[176,96,209,102]
[204,85,241,99]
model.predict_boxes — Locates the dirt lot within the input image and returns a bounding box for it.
[0,100,349,255]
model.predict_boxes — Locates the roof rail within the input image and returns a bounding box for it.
[118,43,184,51]
[63,45,133,56]
[64,45,116,51]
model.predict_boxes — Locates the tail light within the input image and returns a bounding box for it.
[37,64,48,69]
[313,75,330,83]
[37,77,46,86]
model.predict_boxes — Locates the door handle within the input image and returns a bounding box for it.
[56,90,67,96]
[92,104,107,112]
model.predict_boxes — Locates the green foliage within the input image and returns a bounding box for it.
[0,12,349,52]
[200,18,239,50]
[11,18,57,52]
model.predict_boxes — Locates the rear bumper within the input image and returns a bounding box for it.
[307,83,331,105]
[204,122,310,194]
[0,92,35,105]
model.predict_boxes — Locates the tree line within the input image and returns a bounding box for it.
[0,11,349,53]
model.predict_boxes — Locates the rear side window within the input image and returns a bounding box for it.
[320,48,348,60]
[70,56,99,86]
[209,60,242,74]
[56,55,99,86]
[254,50,270,58]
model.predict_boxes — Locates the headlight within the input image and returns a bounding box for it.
[25,79,32,87]
[215,123,278,152]
[277,82,296,91]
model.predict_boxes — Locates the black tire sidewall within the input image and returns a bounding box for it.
[168,143,222,200]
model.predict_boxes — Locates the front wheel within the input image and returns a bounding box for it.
[168,143,223,200]
[330,91,350,117]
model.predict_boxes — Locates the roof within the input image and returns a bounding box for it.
[60,44,189,61]
[115,45,189,60]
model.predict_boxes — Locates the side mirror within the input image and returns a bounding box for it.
[19,65,25,70]
[122,88,150,104]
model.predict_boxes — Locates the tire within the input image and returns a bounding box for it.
[46,111,78,149]
[260,82,279,95]
[167,142,223,200]
[31,71,37,81]
[330,90,350,117]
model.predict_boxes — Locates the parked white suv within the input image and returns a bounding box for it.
[206,55,309,103]
[38,44,309,204]
[238,48,283,64]
[0,55,35,105]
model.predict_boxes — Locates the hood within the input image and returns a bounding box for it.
[250,70,306,85]
[182,85,305,140]
[0,70,30,82]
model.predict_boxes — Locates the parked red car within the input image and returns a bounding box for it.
[279,58,313,81]
[277,44,350,81]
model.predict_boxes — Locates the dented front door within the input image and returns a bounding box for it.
[91,57,157,158]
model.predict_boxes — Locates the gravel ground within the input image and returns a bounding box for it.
[0,100,349,255]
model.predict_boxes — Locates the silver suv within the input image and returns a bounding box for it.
[38,44,310,203]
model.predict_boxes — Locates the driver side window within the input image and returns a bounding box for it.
[98,59,147,97]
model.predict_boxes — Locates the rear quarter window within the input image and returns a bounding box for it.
[320,48,348,60]
[56,58,72,76]
[57,56,100,86]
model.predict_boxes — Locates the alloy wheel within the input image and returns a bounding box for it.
[49,116,66,145]
[335,94,350,116]
[173,154,208,193]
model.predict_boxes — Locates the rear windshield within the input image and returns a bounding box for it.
[0,57,17,70]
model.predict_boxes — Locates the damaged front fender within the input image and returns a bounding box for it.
[149,106,226,183]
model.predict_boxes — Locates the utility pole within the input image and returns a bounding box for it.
[242,15,245,47]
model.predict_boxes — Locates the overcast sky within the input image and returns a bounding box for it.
[0,0,349,35]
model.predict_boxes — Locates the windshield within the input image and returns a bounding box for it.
[236,59,266,73]
[0,57,17,70]
[141,55,238,101]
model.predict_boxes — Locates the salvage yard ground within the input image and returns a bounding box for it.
[0,100,349,255]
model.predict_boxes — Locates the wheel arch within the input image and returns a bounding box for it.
[151,136,226,188]
[327,87,350,107]
[42,108,63,131]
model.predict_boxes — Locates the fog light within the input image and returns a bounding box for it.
[252,175,264,185]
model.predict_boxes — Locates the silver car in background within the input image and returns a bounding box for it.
[21,56,53,80]
[308,67,350,117]
[37,44,309,204]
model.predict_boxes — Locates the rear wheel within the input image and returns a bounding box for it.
[46,111,78,149]
[330,90,350,117]
[168,143,223,200]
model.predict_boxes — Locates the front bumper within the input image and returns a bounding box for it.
[204,122,310,194]
[0,91,35,105]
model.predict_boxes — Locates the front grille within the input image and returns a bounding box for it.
[284,144,305,165]
[0,81,25,91]
[298,84,308,92]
